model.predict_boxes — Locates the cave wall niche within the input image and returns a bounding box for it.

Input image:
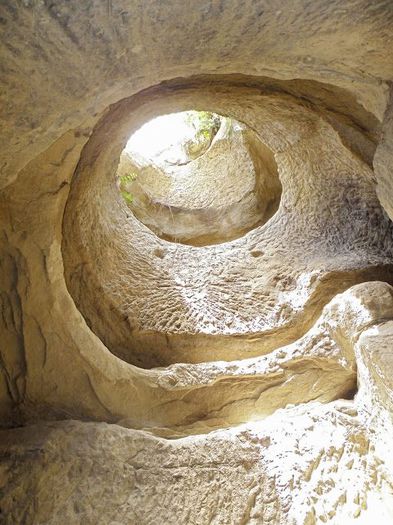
[1,1,393,524]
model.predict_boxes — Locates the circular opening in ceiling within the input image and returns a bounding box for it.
[116,110,282,246]
[62,78,393,370]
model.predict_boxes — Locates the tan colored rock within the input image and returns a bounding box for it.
[0,396,392,525]
[117,121,281,245]
[1,1,393,190]
[62,82,393,367]
[2,282,393,524]
[375,87,393,222]
[1,1,393,523]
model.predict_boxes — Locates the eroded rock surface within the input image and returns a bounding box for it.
[375,86,393,222]
[117,120,281,245]
[62,82,393,367]
[1,1,393,524]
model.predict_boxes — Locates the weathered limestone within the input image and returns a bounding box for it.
[117,121,282,245]
[1,1,393,524]
[2,304,393,524]
[1,1,393,190]
[62,81,393,368]
[374,86,393,222]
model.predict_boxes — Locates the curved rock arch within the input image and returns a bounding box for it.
[1,2,393,523]
[62,78,393,367]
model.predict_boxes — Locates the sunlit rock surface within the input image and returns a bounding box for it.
[1,1,393,524]
[62,81,393,367]
[116,119,282,246]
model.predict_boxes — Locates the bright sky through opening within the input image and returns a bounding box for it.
[125,112,196,165]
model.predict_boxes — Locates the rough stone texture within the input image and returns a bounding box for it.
[1,1,393,524]
[2,379,393,525]
[375,85,393,222]
[1,0,393,190]
[118,122,281,245]
[62,81,393,367]
[2,283,393,524]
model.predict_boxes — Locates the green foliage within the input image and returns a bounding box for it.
[185,111,221,145]
[182,111,222,159]
[120,172,138,184]
[119,172,138,205]
[120,190,133,204]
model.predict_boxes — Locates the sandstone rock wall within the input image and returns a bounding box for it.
[1,1,393,524]
[117,121,282,245]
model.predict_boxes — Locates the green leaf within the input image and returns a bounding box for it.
[121,191,134,204]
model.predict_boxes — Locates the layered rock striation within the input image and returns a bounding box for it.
[1,1,393,524]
